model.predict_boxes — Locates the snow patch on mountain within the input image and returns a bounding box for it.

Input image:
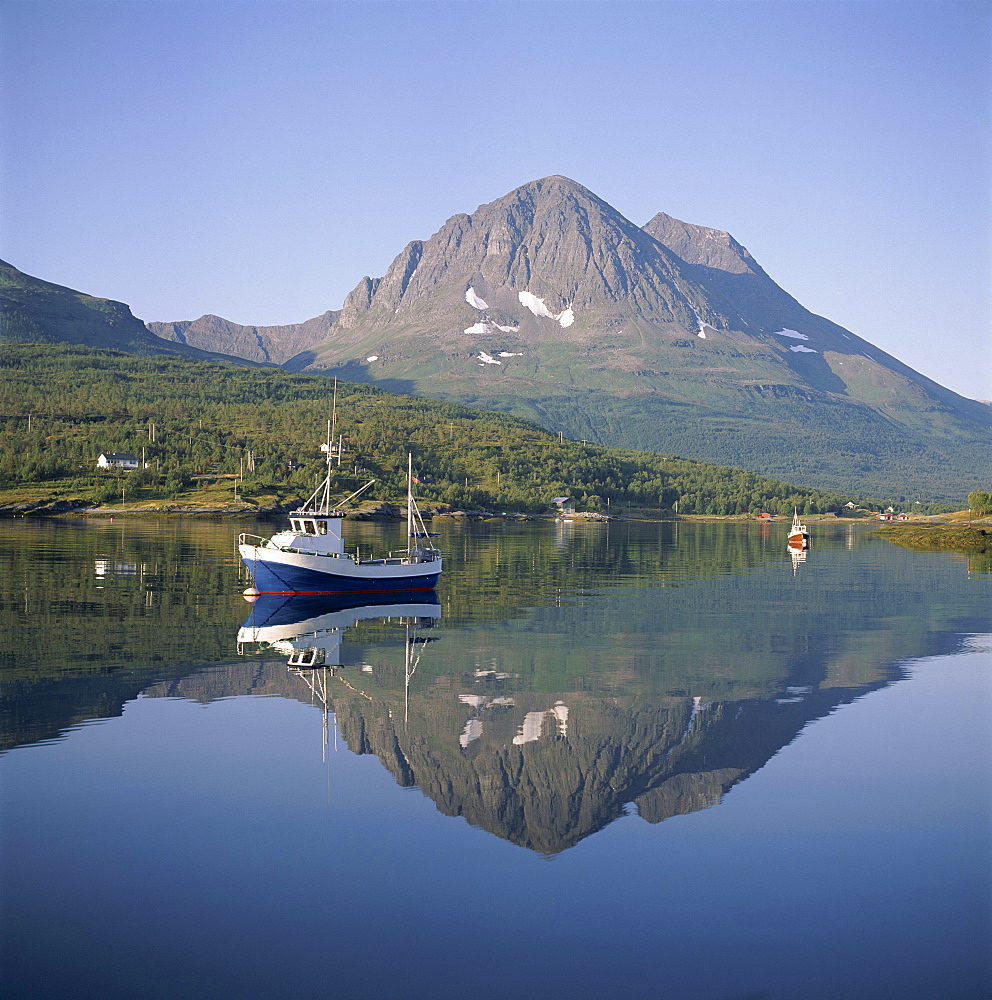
[671,279,713,338]
[494,323,520,333]
[773,329,809,340]
[464,322,489,335]
[459,718,483,748]
[497,351,523,358]
[478,351,501,365]
[465,286,488,310]
[366,355,379,362]
[518,291,556,319]
[790,345,818,353]
[518,291,574,327]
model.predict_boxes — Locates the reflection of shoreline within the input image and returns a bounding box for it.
[5,518,988,852]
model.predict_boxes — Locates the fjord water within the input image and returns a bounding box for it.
[1,517,989,1000]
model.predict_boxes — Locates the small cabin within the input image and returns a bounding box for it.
[320,435,349,456]
[551,496,574,515]
[895,513,910,521]
[97,453,139,471]
[877,513,893,521]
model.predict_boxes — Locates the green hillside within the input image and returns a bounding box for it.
[0,344,889,514]
[0,260,259,365]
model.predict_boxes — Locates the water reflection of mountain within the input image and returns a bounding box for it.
[0,519,777,752]
[151,576,965,854]
[330,680,888,854]
[138,644,896,855]
[4,519,988,852]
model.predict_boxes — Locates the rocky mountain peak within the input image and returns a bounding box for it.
[643,212,764,276]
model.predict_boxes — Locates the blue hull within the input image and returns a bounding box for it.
[242,556,441,595]
[242,592,441,630]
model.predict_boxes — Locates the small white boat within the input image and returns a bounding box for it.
[788,508,810,549]
[239,440,441,596]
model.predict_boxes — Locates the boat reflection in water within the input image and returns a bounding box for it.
[237,592,441,669]
[789,544,808,574]
[237,593,441,754]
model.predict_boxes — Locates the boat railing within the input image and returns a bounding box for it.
[239,532,273,548]
[239,533,353,558]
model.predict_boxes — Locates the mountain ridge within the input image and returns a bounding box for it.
[147,310,338,364]
[4,176,989,500]
[0,259,261,367]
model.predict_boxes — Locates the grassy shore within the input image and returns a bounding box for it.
[873,522,992,554]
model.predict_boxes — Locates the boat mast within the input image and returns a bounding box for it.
[407,452,413,551]
[319,417,332,514]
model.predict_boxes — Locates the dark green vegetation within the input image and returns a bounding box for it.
[0,344,881,515]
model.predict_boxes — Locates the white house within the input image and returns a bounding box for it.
[97,453,139,471]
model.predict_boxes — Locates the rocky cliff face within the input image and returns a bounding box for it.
[148,310,339,365]
[11,171,990,499]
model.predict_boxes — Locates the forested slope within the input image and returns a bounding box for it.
[0,344,918,513]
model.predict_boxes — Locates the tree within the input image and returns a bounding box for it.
[967,491,992,516]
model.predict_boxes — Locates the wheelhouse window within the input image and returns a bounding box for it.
[290,519,302,533]
[302,520,317,535]
[316,521,327,535]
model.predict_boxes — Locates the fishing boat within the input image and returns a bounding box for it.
[787,508,810,549]
[238,440,441,595]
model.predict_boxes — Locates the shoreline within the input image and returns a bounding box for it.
[0,497,982,528]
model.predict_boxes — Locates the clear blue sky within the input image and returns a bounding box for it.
[2,0,989,399]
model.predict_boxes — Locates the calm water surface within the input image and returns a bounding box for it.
[1,517,989,1000]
